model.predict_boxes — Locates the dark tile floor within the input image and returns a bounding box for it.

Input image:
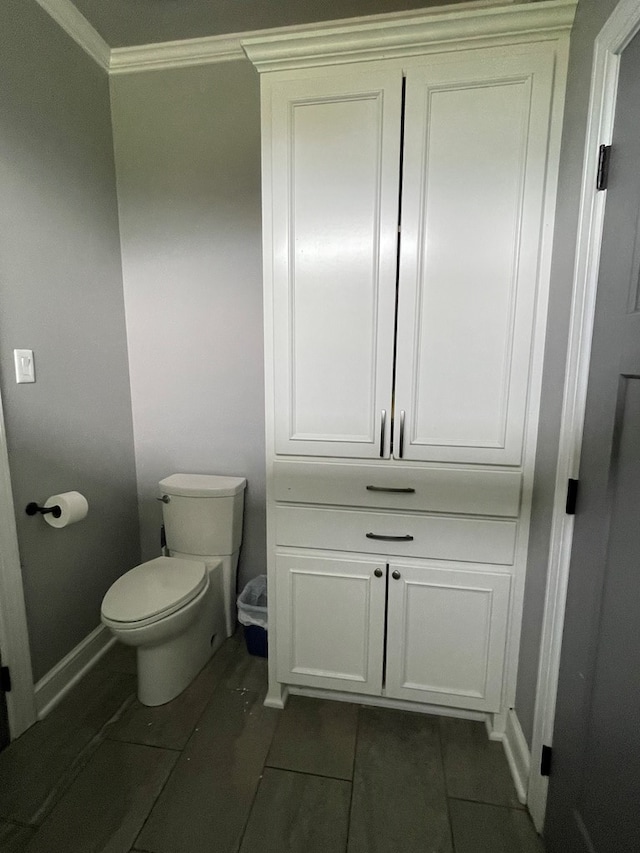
[0,634,544,853]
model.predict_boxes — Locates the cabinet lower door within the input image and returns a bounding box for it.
[276,553,386,694]
[385,562,511,712]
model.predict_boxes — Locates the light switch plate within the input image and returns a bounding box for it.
[14,349,35,384]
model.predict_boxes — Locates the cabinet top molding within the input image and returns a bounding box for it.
[242,0,577,73]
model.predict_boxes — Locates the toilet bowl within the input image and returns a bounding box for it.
[100,473,246,706]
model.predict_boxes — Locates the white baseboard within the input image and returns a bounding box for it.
[497,708,531,804]
[35,624,116,719]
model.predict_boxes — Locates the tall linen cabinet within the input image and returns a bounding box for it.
[244,0,575,730]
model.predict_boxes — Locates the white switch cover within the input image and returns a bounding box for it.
[14,349,35,384]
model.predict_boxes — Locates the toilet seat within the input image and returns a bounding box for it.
[101,556,208,628]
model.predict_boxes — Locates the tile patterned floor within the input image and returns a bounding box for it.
[0,634,544,853]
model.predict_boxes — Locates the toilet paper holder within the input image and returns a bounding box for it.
[25,502,62,519]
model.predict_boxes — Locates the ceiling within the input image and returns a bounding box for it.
[68,0,509,48]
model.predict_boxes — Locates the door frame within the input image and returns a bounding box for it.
[528,0,640,832]
[0,385,36,740]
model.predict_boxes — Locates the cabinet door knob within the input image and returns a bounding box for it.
[392,570,401,580]
[374,568,383,578]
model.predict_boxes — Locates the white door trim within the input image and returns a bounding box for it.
[528,0,640,832]
[0,387,36,740]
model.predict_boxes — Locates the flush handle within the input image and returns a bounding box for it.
[157,495,171,504]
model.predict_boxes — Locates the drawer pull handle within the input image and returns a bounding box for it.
[392,570,401,580]
[366,485,416,494]
[374,568,383,578]
[366,532,414,542]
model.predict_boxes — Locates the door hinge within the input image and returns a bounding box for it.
[566,478,579,515]
[0,666,11,693]
[596,144,612,191]
[541,744,553,777]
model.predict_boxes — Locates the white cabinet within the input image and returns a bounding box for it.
[276,552,511,712]
[248,2,574,717]
[265,43,558,465]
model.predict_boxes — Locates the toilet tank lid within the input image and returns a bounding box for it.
[159,473,247,497]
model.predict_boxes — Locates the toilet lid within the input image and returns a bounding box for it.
[101,557,208,624]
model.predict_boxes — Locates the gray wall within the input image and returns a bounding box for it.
[0,0,140,681]
[515,0,620,745]
[110,61,266,589]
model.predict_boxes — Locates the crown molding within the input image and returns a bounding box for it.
[108,1,512,74]
[35,0,110,71]
[109,31,247,75]
[106,0,571,75]
[242,0,577,72]
[36,0,576,77]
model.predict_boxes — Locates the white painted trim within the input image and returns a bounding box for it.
[243,0,576,72]
[34,625,115,719]
[289,685,487,721]
[264,683,289,710]
[108,2,511,74]
[34,0,110,71]
[109,32,248,75]
[0,391,37,740]
[500,709,531,803]
[34,0,577,77]
[498,31,571,729]
[528,0,640,833]
[103,1,575,76]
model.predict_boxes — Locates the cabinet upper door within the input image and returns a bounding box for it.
[264,68,402,458]
[395,45,556,464]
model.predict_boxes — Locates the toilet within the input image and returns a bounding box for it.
[100,473,247,706]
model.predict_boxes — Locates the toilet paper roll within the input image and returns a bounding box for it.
[43,491,89,529]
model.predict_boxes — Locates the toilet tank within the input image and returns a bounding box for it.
[159,474,246,557]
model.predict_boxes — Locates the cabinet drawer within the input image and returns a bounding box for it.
[275,506,516,565]
[273,460,521,517]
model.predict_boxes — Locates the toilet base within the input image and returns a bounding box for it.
[137,564,227,706]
